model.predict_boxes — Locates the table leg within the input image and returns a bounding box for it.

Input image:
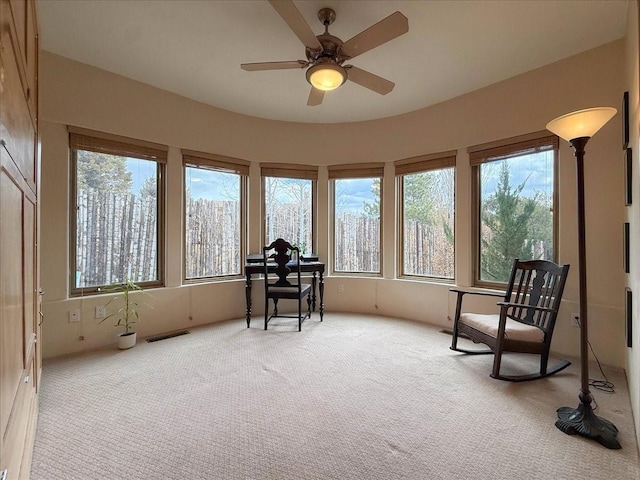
[311,271,317,311]
[319,271,324,321]
[245,273,252,327]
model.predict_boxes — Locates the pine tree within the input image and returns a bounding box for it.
[76,151,132,194]
[481,162,538,282]
[403,172,437,224]
[139,176,157,198]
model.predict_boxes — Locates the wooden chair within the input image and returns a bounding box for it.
[450,259,570,382]
[263,238,312,331]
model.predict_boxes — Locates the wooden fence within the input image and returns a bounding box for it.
[185,198,240,278]
[76,192,454,286]
[403,220,454,278]
[334,213,380,272]
[265,204,312,253]
[76,190,157,287]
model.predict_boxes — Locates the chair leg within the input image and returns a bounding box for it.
[491,350,503,379]
[540,347,550,375]
[451,326,461,351]
[298,297,302,332]
[490,325,507,379]
[450,291,464,350]
[264,297,268,330]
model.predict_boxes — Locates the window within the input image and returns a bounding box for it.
[396,152,456,279]
[261,163,317,253]
[330,163,384,274]
[470,132,558,285]
[183,150,248,280]
[70,127,166,294]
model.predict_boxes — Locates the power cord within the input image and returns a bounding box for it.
[574,318,615,408]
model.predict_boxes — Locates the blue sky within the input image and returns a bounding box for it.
[127,158,156,195]
[128,151,552,206]
[335,178,376,212]
[127,159,376,208]
[127,160,239,201]
[185,167,239,201]
[480,151,554,200]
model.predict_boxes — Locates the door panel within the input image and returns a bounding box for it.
[24,195,36,364]
[0,163,25,441]
[0,16,36,193]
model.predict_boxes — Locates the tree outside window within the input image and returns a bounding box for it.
[401,168,454,278]
[334,177,381,273]
[477,147,555,284]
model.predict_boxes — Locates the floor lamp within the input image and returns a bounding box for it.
[546,107,621,449]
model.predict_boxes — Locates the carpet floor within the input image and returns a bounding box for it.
[30,313,639,479]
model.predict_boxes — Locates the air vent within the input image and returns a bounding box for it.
[146,330,190,343]
[439,329,470,340]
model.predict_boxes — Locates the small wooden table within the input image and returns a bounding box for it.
[244,256,324,328]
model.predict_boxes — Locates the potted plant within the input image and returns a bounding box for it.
[99,279,149,349]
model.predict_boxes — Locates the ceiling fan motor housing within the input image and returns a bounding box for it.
[304,9,348,91]
[306,34,345,61]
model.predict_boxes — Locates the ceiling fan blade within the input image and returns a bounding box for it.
[341,11,408,59]
[269,0,322,49]
[241,60,308,71]
[346,66,395,95]
[307,87,324,106]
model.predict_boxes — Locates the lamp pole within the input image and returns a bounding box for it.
[554,137,620,449]
[546,107,620,449]
[573,137,590,399]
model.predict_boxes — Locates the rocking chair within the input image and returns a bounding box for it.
[450,259,570,382]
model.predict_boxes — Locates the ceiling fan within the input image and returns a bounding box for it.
[241,0,409,106]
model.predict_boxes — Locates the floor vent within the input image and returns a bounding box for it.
[146,330,190,343]
[439,329,470,340]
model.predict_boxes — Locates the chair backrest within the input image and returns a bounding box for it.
[503,259,570,335]
[263,238,302,288]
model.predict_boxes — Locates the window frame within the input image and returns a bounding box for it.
[395,151,456,281]
[69,127,167,296]
[470,131,559,288]
[329,163,384,275]
[182,149,249,283]
[260,163,318,254]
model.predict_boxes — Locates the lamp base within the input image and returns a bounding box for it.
[556,402,621,449]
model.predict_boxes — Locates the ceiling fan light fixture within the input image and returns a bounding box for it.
[306,62,347,91]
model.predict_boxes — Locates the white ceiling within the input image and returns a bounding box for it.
[37,0,628,124]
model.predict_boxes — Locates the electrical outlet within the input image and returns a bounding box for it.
[68,309,80,323]
[571,313,580,327]
[338,283,344,293]
[95,305,106,319]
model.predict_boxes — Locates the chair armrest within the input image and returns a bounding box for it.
[495,302,556,333]
[496,302,556,314]
[450,288,506,328]
[450,288,505,299]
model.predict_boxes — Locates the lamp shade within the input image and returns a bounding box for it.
[306,63,347,91]
[546,107,616,141]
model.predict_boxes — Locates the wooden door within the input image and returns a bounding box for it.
[0,0,40,478]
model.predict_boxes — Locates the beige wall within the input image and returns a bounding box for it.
[624,0,640,449]
[40,39,626,381]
